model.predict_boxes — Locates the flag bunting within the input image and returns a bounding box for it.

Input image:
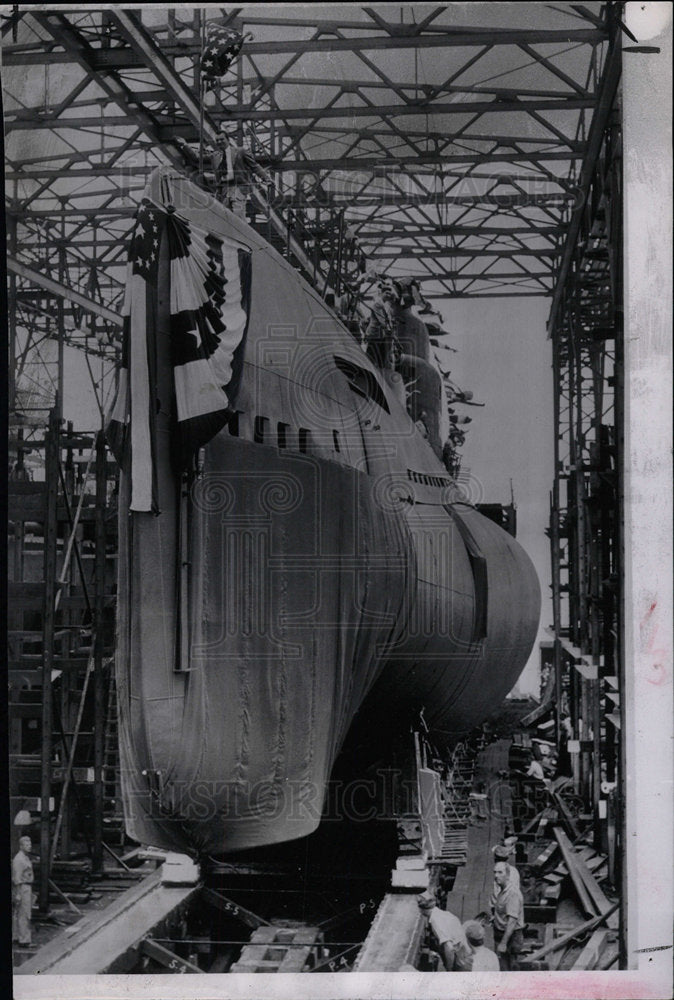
[200,22,246,84]
[106,195,252,513]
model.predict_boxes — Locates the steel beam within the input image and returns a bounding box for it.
[4,104,591,131]
[183,27,606,54]
[1,24,606,67]
[7,258,123,327]
[547,18,622,332]
[365,247,560,258]
[39,412,59,911]
[354,223,562,236]
[29,11,187,172]
[173,96,595,124]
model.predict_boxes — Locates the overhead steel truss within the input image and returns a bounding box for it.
[3,4,615,374]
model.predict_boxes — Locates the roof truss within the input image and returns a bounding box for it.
[3,3,616,353]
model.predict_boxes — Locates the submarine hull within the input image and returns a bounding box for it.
[113,169,541,855]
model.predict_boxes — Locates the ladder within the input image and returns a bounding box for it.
[101,669,126,848]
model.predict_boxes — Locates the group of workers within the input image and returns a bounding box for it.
[338,276,476,469]
[416,837,525,972]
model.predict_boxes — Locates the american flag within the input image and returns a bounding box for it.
[106,195,251,513]
[200,22,246,84]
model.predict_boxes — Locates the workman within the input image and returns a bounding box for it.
[490,861,525,970]
[12,835,35,948]
[417,891,473,971]
[492,841,520,889]
[463,920,500,971]
[212,137,271,218]
[364,287,394,368]
[526,757,546,782]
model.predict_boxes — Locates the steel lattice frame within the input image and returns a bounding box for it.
[4,5,611,344]
[545,6,625,941]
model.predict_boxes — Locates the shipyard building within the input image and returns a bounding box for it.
[4,3,672,994]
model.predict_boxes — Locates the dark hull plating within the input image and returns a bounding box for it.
[115,170,541,855]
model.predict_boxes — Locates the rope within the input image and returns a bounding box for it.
[49,645,95,868]
[54,445,96,612]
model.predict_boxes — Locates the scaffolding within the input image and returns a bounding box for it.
[8,418,119,907]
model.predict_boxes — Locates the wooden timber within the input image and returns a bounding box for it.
[553,827,618,928]
[16,868,198,974]
[570,928,611,970]
[553,827,595,917]
[353,893,425,971]
[525,901,619,963]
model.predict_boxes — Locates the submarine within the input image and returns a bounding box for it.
[107,167,540,856]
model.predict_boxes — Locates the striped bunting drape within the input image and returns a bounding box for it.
[106,197,252,513]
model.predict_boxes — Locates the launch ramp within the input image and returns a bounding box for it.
[16,868,199,975]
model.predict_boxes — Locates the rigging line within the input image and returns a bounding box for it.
[28,339,60,395]
[545,4,595,25]
[462,41,587,90]
[83,340,107,426]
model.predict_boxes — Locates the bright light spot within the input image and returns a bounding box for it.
[625,1,672,41]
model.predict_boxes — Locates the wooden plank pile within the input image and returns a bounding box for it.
[520,903,619,970]
[517,826,619,969]
[552,827,618,928]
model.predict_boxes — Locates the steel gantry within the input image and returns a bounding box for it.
[3,3,611,334]
[546,10,626,949]
[3,0,641,967]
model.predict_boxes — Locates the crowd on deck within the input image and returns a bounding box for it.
[336,274,477,474]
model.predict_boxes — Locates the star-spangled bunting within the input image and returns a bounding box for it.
[200,22,246,83]
[106,194,252,513]
[129,201,163,284]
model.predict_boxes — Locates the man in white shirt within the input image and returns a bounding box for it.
[463,920,500,971]
[492,842,520,890]
[490,861,525,970]
[417,891,473,971]
[526,757,546,782]
[12,836,35,948]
